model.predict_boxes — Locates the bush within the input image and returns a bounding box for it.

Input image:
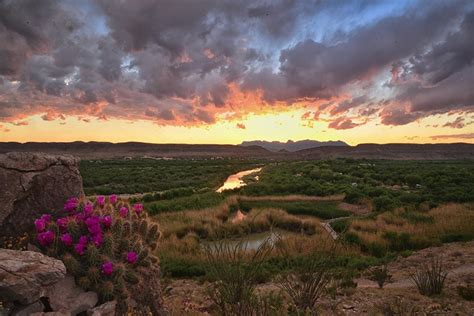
[277,254,332,313]
[382,231,412,251]
[33,195,161,314]
[330,219,350,234]
[368,265,392,288]
[373,196,396,212]
[410,257,448,296]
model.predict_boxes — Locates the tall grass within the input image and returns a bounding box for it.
[344,203,474,256]
[204,237,274,315]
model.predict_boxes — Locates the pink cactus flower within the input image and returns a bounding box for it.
[56,217,69,232]
[83,203,94,216]
[60,233,73,246]
[126,251,138,264]
[78,235,88,244]
[85,216,102,235]
[96,195,105,206]
[101,215,112,228]
[64,197,78,212]
[101,261,114,276]
[34,218,47,232]
[74,242,86,255]
[109,194,118,204]
[133,203,143,214]
[91,233,103,247]
[119,207,128,218]
[37,230,55,247]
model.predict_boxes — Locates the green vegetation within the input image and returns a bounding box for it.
[238,199,350,219]
[242,159,474,208]
[146,192,225,214]
[78,157,474,290]
[81,158,261,195]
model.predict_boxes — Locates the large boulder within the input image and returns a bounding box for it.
[0,249,66,304]
[0,152,84,237]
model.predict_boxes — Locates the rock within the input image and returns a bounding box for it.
[12,300,44,316]
[87,301,116,316]
[0,152,84,237]
[31,312,72,316]
[46,275,98,315]
[0,249,66,305]
[130,266,166,315]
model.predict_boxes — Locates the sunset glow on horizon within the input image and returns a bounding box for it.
[1,0,473,144]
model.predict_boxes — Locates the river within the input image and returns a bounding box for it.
[216,167,262,193]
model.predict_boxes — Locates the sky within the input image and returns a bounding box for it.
[0,0,473,145]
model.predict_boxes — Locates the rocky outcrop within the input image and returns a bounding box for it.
[0,249,66,304]
[0,249,100,315]
[0,152,84,237]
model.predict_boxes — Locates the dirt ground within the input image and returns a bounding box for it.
[163,241,474,315]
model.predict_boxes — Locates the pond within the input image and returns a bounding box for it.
[216,167,262,193]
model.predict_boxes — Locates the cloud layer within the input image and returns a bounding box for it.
[0,0,473,130]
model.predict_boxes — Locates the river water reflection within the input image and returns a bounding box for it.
[216,167,262,193]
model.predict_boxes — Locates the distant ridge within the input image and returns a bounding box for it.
[0,141,472,160]
[241,139,348,152]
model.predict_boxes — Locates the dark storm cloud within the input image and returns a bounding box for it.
[0,0,473,130]
[244,1,467,102]
[0,0,80,77]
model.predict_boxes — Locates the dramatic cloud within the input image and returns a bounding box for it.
[0,0,473,132]
[443,117,466,129]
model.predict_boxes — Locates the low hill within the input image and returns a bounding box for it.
[0,141,272,159]
[241,139,348,152]
[0,142,472,160]
[294,143,474,160]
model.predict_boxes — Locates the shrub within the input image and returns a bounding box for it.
[277,254,332,313]
[373,196,396,212]
[204,237,273,315]
[368,265,392,288]
[457,285,474,301]
[33,195,161,314]
[375,297,419,315]
[330,219,350,234]
[410,257,448,296]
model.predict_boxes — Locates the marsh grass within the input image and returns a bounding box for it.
[345,204,474,256]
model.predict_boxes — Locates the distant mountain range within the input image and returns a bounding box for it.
[0,141,473,160]
[240,139,348,152]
